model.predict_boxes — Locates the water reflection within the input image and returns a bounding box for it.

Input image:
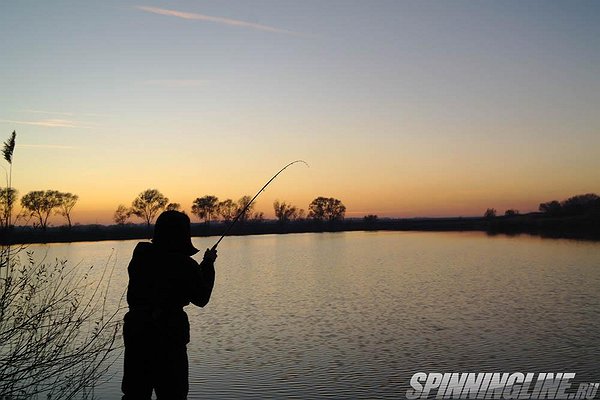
[23,232,600,399]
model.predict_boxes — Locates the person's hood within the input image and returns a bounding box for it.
[152,210,199,256]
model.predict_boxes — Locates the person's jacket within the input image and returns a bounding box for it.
[123,242,215,346]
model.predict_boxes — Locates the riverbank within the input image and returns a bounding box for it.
[1,212,599,245]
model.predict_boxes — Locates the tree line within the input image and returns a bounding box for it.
[0,132,81,231]
[538,193,600,216]
[114,189,347,227]
[1,187,347,232]
[483,193,600,218]
[1,188,79,230]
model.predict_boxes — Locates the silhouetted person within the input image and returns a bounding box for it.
[122,210,217,400]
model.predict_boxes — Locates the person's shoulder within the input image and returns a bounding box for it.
[132,241,154,256]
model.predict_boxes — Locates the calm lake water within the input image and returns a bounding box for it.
[24,231,600,399]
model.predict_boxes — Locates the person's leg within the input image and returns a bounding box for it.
[154,345,189,400]
[121,343,154,400]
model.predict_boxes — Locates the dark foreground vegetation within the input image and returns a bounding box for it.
[1,131,120,399]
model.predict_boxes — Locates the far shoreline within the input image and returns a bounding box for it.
[1,213,599,245]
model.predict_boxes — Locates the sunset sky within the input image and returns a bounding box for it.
[1,1,598,224]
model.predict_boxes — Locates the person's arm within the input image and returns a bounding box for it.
[188,248,217,307]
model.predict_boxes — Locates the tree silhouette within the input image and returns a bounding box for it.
[364,214,378,223]
[538,194,600,216]
[217,199,237,223]
[483,208,497,218]
[114,204,132,225]
[236,195,255,224]
[251,211,265,222]
[561,193,600,215]
[166,203,181,211]
[20,190,63,230]
[504,209,519,216]
[308,197,346,222]
[56,192,79,229]
[192,195,219,224]
[130,189,168,227]
[273,200,301,224]
[0,188,18,229]
[539,200,562,215]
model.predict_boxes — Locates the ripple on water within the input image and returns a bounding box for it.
[25,232,600,398]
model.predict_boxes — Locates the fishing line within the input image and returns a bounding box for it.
[211,160,309,250]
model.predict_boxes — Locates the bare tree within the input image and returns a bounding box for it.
[20,190,63,230]
[273,200,301,224]
[130,189,168,227]
[56,192,79,229]
[191,195,219,224]
[114,204,132,225]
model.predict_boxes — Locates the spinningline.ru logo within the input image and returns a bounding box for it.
[406,373,599,399]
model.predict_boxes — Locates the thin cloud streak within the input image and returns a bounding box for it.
[22,109,74,116]
[17,144,77,150]
[21,109,110,118]
[136,5,304,36]
[0,119,92,128]
[142,79,207,88]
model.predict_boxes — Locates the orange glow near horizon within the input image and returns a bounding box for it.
[22,180,594,226]
[11,129,600,226]
[10,129,599,226]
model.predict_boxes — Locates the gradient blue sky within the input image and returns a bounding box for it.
[1,1,599,224]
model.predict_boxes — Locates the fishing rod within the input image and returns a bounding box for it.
[211,160,309,250]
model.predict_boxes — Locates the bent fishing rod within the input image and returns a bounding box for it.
[211,160,309,251]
